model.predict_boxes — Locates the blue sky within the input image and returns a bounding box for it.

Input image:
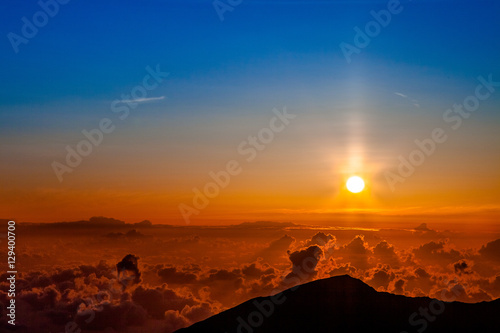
[1,0,500,223]
[1,0,499,132]
[1,0,499,106]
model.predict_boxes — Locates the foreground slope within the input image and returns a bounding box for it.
[176,275,500,333]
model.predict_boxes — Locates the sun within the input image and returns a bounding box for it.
[346,176,365,193]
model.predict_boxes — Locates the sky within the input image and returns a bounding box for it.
[1,2,500,332]
[1,0,500,225]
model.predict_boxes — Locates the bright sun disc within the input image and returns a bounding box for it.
[346,176,365,193]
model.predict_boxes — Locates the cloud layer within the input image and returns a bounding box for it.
[1,220,499,332]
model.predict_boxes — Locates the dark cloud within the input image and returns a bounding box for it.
[233,221,297,228]
[454,261,472,275]
[206,268,242,282]
[412,223,448,238]
[305,232,336,248]
[0,258,219,332]
[415,267,431,279]
[78,261,114,279]
[393,279,405,294]
[157,267,198,284]
[345,236,370,255]
[264,234,295,252]
[256,234,296,263]
[104,229,149,239]
[4,222,500,332]
[284,245,323,284]
[434,283,493,303]
[327,262,357,277]
[412,240,462,263]
[331,235,372,269]
[414,223,431,231]
[116,254,141,289]
[241,262,275,279]
[366,265,395,290]
[131,285,199,319]
[373,240,400,266]
[479,239,500,261]
[20,285,61,311]
[181,302,215,323]
[164,310,190,332]
[89,216,126,226]
[75,300,148,331]
[374,240,396,257]
[403,267,436,294]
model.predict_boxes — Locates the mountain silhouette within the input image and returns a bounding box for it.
[175,275,500,333]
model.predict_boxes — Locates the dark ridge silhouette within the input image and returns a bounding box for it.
[175,275,500,333]
[233,221,298,228]
[104,229,150,239]
[5,217,161,232]
[414,223,431,231]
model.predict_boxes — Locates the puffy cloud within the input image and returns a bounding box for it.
[404,267,436,295]
[157,267,198,284]
[164,310,190,332]
[4,222,500,332]
[345,235,370,255]
[284,245,323,284]
[412,240,462,264]
[327,262,357,277]
[393,279,405,294]
[0,256,224,332]
[373,240,400,267]
[116,254,141,289]
[205,269,242,282]
[434,282,493,303]
[75,300,148,331]
[241,262,275,279]
[366,265,395,290]
[330,235,372,269]
[131,285,203,319]
[19,285,61,310]
[132,286,169,319]
[479,239,500,261]
[180,302,216,323]
[415,267,431,279]
[483,275,500,298]
[304,232,336,248]
[259,234,295,259]
[454,261,472,275]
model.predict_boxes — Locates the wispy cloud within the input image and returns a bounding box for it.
[394,92,420,108]
[120,96,166,103]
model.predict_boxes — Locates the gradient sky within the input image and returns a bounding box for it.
[1,0,499,224]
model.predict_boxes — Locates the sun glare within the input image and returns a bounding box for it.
[346,176,365,193]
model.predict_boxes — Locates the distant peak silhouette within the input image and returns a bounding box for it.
[175,275,500,333]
